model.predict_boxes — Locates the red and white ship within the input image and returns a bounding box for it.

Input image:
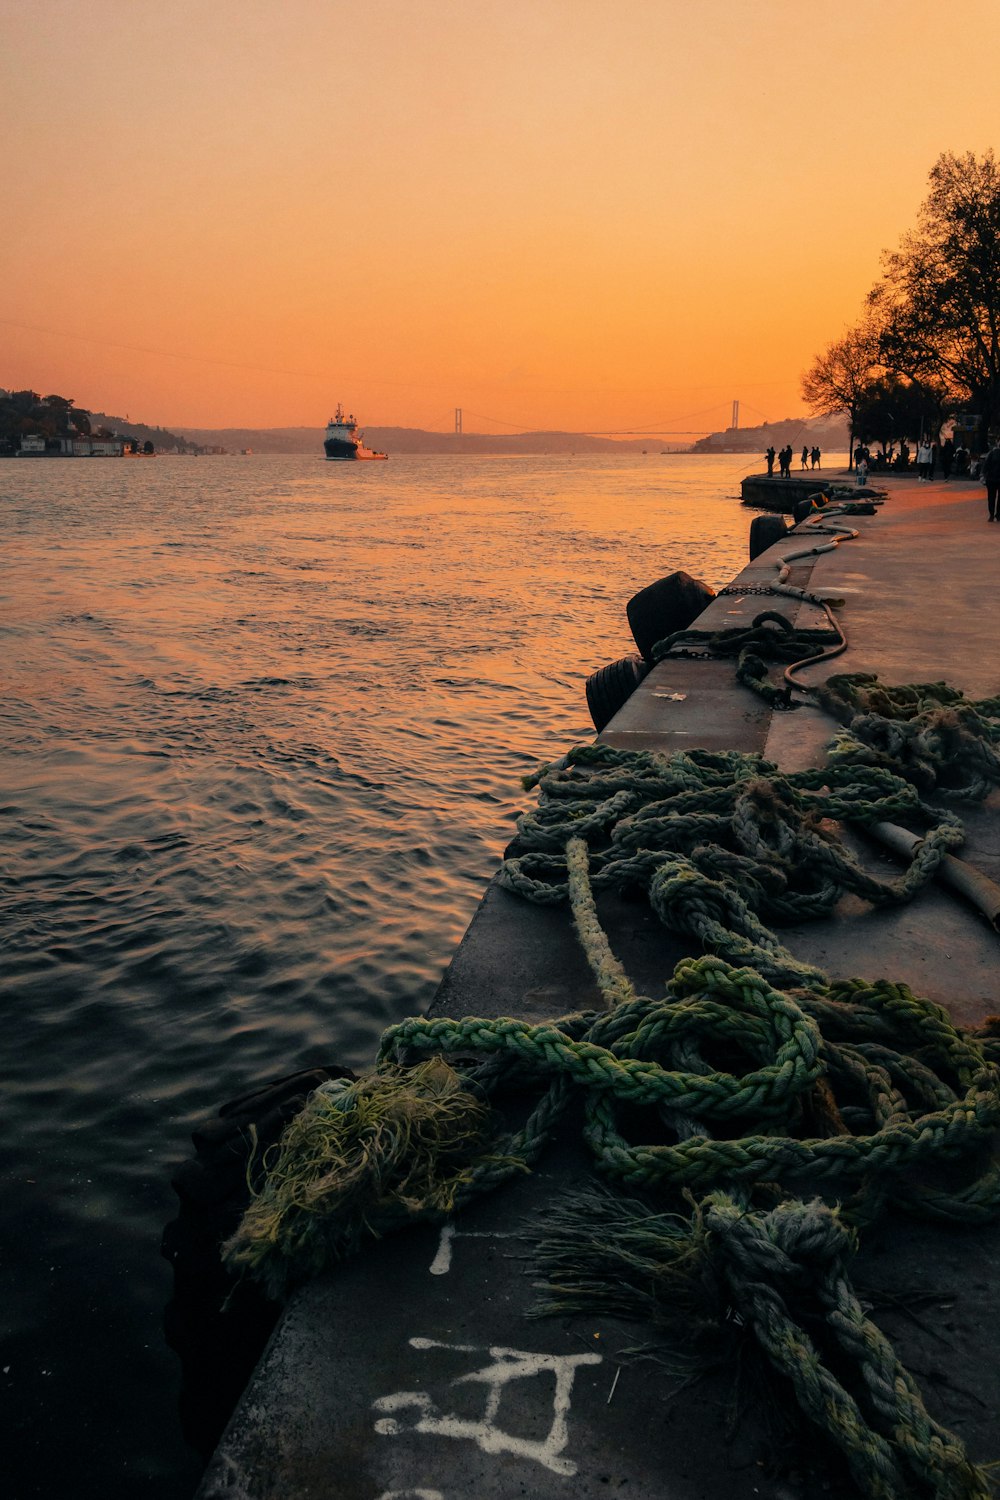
[323,405,388,461]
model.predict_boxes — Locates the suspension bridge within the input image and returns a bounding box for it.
[444,398,770,437]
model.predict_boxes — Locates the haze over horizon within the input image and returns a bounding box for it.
[3,0,998,436]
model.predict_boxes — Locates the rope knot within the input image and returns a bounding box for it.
[705,1195,852,1289]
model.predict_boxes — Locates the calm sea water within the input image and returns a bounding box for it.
[1,450,788,1498]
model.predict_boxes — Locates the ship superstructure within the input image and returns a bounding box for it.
[324,405,388,461]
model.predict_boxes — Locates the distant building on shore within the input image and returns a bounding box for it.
[17,434,127,456]
[60,435,126,456]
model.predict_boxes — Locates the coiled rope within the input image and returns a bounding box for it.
[223,675,1000,1497]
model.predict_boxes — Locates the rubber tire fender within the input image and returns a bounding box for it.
[748,514,790,560]
[626,570,715,663]
[585,654,649,733]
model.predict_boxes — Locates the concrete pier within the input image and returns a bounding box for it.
[741,470,851,509]
[194,472,1000,1500]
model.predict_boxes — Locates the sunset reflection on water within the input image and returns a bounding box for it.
[1,449,773,1496]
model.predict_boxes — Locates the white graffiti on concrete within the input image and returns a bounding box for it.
[376,1491,445,1499]
[373,1337,602,1476]
[428,1223,518,1276]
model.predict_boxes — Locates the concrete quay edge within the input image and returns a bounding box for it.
[194,473,1000,1500]
[741,469,847,510]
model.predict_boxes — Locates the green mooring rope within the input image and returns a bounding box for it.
[818,675,1000,800]
[223,674,1000,1499]
[531,1189,992,1500]
[383,859,1000,1225]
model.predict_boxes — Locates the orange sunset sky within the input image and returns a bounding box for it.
[2,0,998,437]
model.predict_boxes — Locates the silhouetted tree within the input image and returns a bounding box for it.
[801,324,880,467]
[855,376,949,459]
[42,395,82,438]
[868,150,1000,439]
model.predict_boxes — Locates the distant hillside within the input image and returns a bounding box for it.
[88,411,204,453]
[4,383,847,459]
[366,428,657,455]
[691,415,849,454]
[175,417,853,457]
[172,425,317,454]
[174,424,671,455]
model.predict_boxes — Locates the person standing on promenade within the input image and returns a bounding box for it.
[780,444,792,477]
[801,445,809,470]
[765,445,775,476]
[941,437,954,479]
[982,440,1000,521]
[929,441,938,479]
[916,437,932,481]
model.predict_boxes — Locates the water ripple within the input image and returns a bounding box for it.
[0,449,763,1498]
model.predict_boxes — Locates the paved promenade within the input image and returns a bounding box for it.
[195,472,1000,1500]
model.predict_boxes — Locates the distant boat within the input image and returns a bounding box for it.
[324,405,388,461]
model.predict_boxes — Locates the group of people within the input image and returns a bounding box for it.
[915,436,975,481]
[760,432,1000,523]
[851,434,1000,524]
[851,437,974,480]
[765,444,821,477]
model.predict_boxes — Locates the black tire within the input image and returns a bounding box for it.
[626,570,715,662]
[748,514,790,560]
[163,1063,355,1453]
[585,654,649,732]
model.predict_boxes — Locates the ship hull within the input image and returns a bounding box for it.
[324,443,389,461]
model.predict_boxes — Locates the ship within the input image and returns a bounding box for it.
[323,405,388,461]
